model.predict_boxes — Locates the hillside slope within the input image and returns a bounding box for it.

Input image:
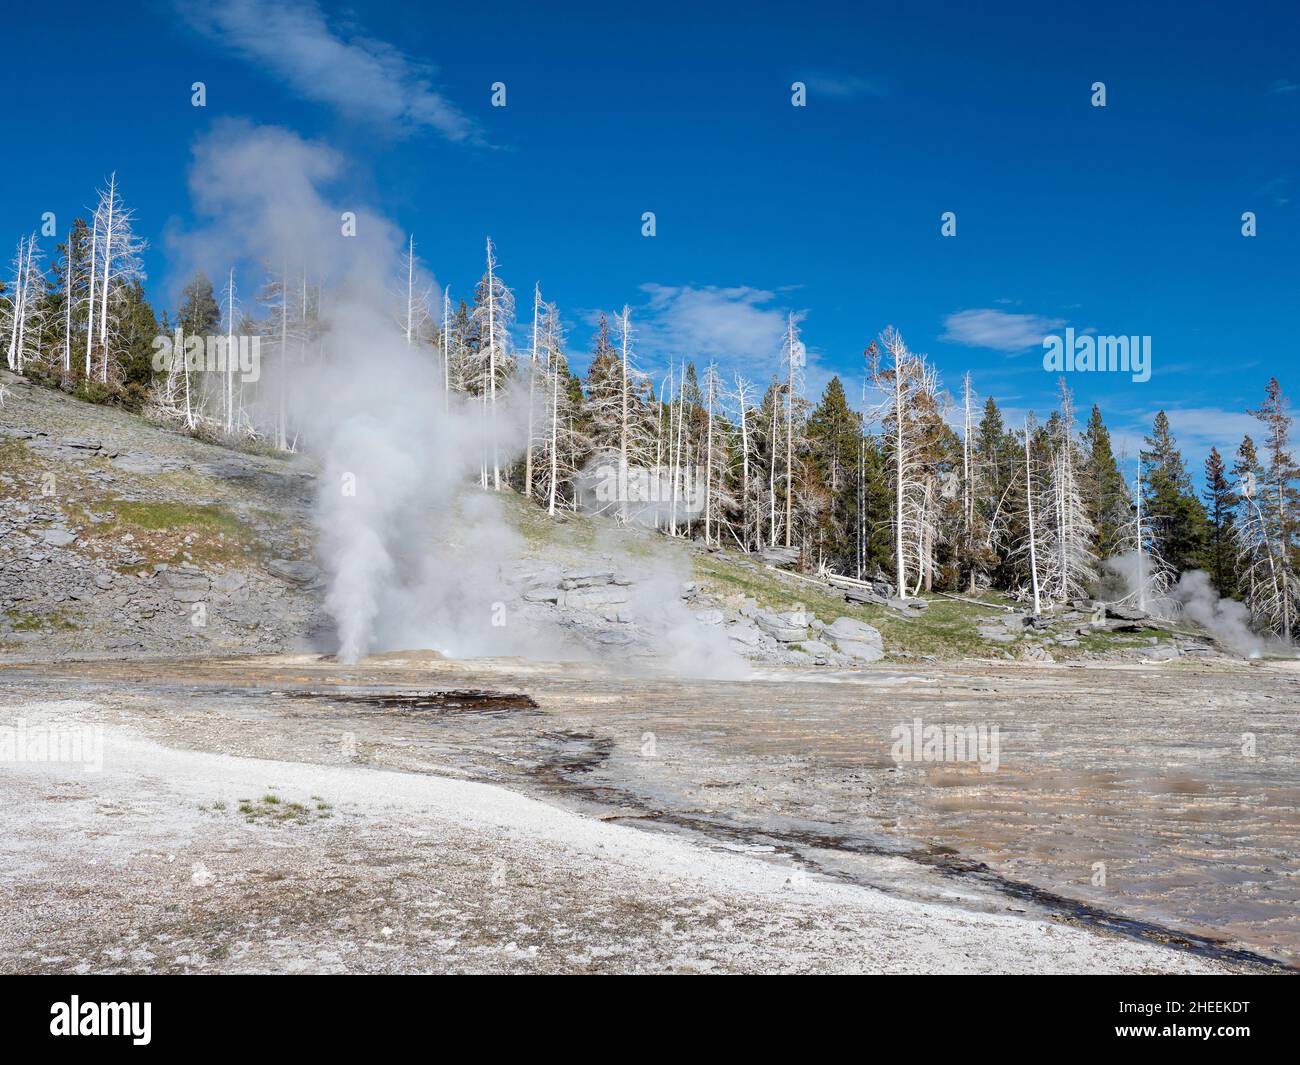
[0,371,1246,670]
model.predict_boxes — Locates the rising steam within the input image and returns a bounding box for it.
[174,120,745,675]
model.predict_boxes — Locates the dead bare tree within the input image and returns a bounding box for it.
[867,328,944,596]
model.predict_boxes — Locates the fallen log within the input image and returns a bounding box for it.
[934,590,1014,612]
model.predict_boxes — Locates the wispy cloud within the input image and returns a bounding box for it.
[940,308,1066,353]
[1256,176,1291,206]
[176,0,479,143]
[1136,406,1258,448]
[804,73,887,99]
[631,284,792,373]
[1103,406,1260,472]
[1269,78,1300,94]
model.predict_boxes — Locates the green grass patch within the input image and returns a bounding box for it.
[74,498,260,569]
[0,437,33,473]
[234,793,331,826]
[691,555,1003,660]
[4,608,79,632]
[1066,625,1169,656]
[502,491,599,553]
[106,501,246,534]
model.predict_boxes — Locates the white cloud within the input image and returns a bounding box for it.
[1269,78,1300,94]
[1104,406,1260,475]
[633,284,792,374]
[941,308,1067,353]
[1136,407,1258,448]
[177,0,478,142]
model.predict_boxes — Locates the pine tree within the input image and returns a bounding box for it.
[1233,435,1266,615]
[1202,447,1238,596]
[974,395,1019,589]
[114,281,160,410]
[1081,404,1129,560]
[177,272,221,336]
[581,312,621,452]
[1140,411,1209,575]
[805,376,863,572]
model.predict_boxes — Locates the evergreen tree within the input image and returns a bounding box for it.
[1140,411,1208,574]
[176,272,221,336]
[1202,447,1238,596]
[116,281,161,409]
[581,312,620,448]
[805,376,863,571]
[1082,404,1129,560]
[974,396,1019,588]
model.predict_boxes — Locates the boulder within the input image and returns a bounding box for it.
[753,611,807,642]
[559,571,616,590]
[266,559,319,584]
[726,622,763,647]
[1141,643,1181,661]
[826,617,882,644]
[842,587,889,607]
[694,608,725,626]
[760,546,799,567]
[162,568,209,591]
[211,571,247,594]
[563,585,630,609]
[1105,603,1150,622]
[836,639,885,662]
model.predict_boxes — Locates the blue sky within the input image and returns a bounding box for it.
[2,0,1296,476]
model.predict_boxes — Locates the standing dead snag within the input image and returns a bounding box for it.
[867,328,944,597]
[1046,380,1097,602]
[471,238,515,490]
[525,283,541,498]
[730,372,757,551]
[88,173,146,385]
[1024,414,1043,615]
[781,314,805,549]
[5,234,45,374]
[1238,379,1298,640]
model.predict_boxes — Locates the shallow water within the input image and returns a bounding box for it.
[3,654,1297,966]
